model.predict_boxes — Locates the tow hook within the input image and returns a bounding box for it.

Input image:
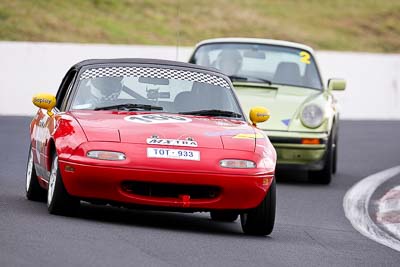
[179,194,191,208]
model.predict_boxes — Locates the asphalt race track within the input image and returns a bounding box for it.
[1,116,400,266]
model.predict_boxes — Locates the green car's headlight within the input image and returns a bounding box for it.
[301,104,324,128]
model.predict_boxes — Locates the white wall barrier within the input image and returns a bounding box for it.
[1,41,399,119]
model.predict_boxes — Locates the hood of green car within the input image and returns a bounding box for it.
[234,82,323,131]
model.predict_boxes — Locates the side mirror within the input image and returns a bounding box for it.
[32,93,56,116]
[327,78,346,91]
[249,106,270,126]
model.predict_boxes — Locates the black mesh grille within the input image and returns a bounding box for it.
[121,181,220,199]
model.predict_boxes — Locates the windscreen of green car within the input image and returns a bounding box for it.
[191,43,323,90]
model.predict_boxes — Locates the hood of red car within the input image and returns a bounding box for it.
[71,111,257,151]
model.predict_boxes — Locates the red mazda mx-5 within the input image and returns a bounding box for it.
[26,58,276,235]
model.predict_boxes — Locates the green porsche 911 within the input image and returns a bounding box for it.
[189,38,345,184]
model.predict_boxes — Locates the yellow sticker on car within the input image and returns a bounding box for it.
[299,51,311,64]
[233,133,264,139]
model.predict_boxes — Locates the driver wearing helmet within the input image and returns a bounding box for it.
[216,49,243,76]
[73,76,123,109]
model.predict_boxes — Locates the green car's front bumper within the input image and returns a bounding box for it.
[266,130,329,171]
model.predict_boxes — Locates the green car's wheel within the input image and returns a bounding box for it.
[332,126,338,174]
[309,135,333,185]
[47,153,79,215]
[332,138,338,174]
[210,211,239,222]
[26,146,46,201]
[240,179,276,236]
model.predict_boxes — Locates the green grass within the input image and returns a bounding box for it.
[0,0,399,52]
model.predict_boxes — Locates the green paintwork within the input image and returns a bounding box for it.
[234,82,338,167]
[234,82,335,133]
[190,38,345,170]
[275,146,326,164]
[328,79,346,91]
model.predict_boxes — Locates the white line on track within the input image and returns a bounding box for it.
[343,165,400,252]
[377,185,400,240]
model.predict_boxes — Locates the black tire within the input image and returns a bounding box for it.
[47,153,79,215]
[309,135,333,185]
[332,127,338,174]
[240,179,276,236]
[332,139,337,174]
[26,146,46,201]
[210,211,239,222]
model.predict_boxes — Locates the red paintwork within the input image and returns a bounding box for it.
[30,109,276,210]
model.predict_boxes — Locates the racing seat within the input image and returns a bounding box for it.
[303,64,322,89]
[174,82,230,113]
[174,91,195,112]
[191,82,229,111]
[273,62,302,85]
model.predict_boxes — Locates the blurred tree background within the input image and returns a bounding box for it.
[0,0,399,52]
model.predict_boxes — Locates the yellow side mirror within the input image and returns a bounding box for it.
[32,93,56,116]
[249,106,270,126]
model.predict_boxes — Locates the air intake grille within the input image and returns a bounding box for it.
[121,181,220,199]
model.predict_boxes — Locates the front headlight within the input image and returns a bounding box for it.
[220,159,256,169]
[300,104,324,128]
[87,150,126,161]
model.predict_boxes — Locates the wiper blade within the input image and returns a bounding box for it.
[179,109,242,118]
[94,103,163,111]
[228,75,248,81]
[229,75,272,85]
[250,77,272,84]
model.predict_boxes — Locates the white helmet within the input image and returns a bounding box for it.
[90,76,123,102]
[217,49,243,76]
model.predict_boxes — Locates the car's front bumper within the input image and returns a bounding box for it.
[58,160,274,211]
[266,130,328,171]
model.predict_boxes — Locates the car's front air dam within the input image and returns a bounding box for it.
[58,160,273,210]
[274,144,326,165]
[266,131,328,168]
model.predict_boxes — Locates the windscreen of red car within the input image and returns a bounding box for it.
[71,65,243,118]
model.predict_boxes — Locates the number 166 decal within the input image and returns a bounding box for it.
[125,114,192,124]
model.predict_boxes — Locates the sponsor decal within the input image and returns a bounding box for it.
[233,133,264,139]
[204,129,254,137]
[282,119,291,126]
[146,138,198,147]
[214,120,237,127]
[124,114,191,124]
[34,117,50,164]
[33,98,52,105]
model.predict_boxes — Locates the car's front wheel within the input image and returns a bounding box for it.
[26,146,46,201]
[210,211,239,222]
[309,135,333,185]
[240,179,276,236]
[47,153,79,215]
[332,129,338,174]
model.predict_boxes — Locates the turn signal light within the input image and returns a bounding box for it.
[301,138,321,145]
[87,150,126,161]
[64,165,75,172]
[220,159,256,169]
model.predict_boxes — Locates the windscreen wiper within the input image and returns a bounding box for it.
[179,109,242,118]
[94,103,163,111]
[228,75,249,82]
[229,75,272,85]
